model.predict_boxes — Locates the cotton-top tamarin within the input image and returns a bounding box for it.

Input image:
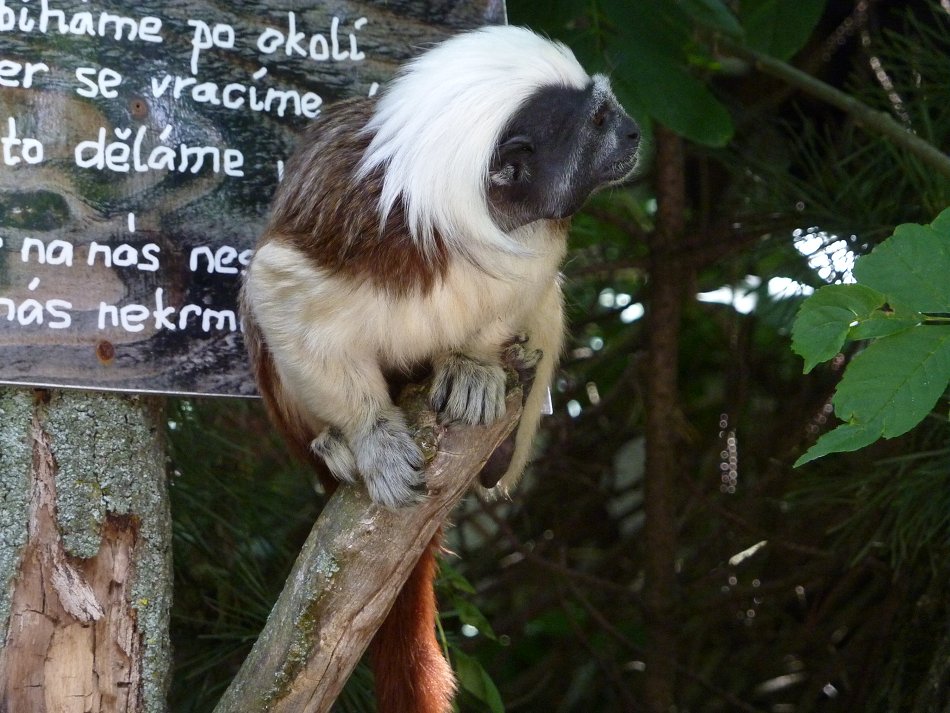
[240,25,639,713]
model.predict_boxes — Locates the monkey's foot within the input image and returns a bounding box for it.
[310,428,358,484]
[430,353,506,425]
[502,341,543,391]
[503,340,542,369]
[354,412,426,508]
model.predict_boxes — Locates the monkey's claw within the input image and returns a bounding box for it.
[430,353,506,425]
[353,412,426,509]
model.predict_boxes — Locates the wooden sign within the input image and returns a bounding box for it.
[0,0,504,396]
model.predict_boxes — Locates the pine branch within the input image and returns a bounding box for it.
[734,46,950,180]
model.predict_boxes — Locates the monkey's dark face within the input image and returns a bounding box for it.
[488,75,640,230]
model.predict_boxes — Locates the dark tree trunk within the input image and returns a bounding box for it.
[643,125,689,713]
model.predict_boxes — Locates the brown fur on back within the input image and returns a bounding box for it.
[263,99,450,298]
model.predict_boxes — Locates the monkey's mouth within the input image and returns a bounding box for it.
[604,154,640,183]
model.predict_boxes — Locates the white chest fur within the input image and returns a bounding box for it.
[245,225,565,371]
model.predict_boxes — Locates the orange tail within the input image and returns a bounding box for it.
[372,533,456,713]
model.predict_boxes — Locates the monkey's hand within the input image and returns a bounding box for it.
[355,410,427,508]
[430,353,507,425]
[311,412,425,509]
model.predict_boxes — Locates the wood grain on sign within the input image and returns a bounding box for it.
[0,0,505,396]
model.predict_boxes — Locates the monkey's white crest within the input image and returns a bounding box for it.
[357,26,590,259]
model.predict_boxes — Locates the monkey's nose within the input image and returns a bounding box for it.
[623,116,641,148]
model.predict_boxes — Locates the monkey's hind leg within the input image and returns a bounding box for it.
[272,352,426,509]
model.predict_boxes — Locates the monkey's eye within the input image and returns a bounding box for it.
[498,136,534,155]
[592,106,610,128]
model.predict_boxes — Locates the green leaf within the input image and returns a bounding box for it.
[848,313,920,341]
[798,326,950,465]
[449,593,498,641]
[793,211,950,465]
[930,206,950,234]
[453,649,505,713]
[676,0,744,37]
[613,63,733,147]
[740,0,826,60]
[602,0,734,146]
[791,284,885,372]
[794,421,883,466]
[832,326,950,439]
[854,219,950,313]
[438,562,476,594]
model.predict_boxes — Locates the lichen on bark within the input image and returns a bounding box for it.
[0,388,172,713]
[0,389,33,632]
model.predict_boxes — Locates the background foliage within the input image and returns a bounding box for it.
[168,1,950,711]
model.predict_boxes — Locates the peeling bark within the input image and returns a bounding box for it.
[0,390,171,713]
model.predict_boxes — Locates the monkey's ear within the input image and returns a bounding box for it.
[490,135,534,186]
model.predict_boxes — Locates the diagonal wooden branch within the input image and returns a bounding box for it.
[213,382,524,713]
